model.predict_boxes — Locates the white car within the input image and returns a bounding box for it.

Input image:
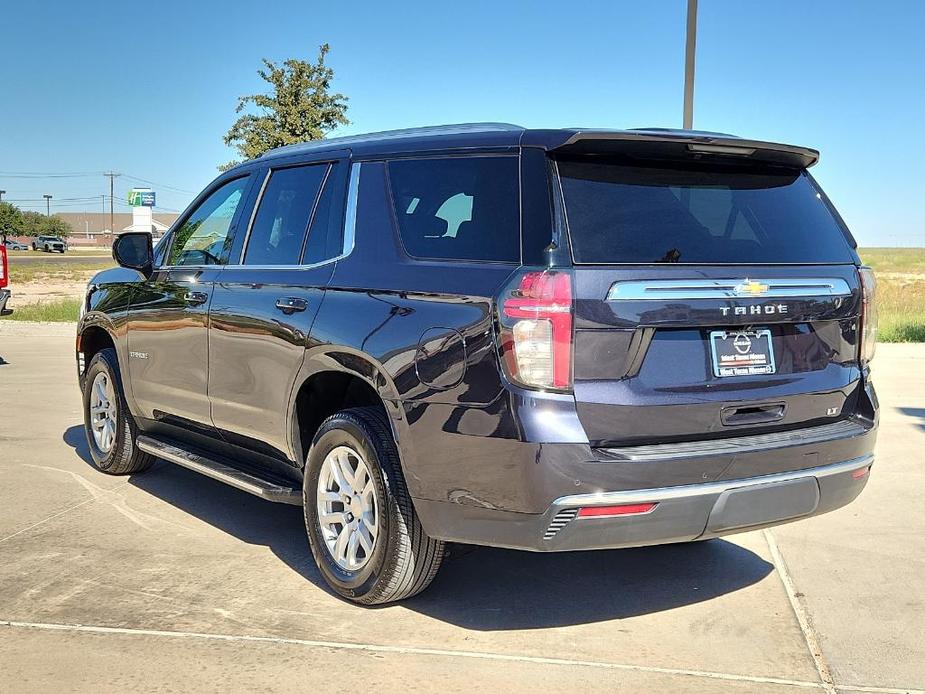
[32,235,67,252]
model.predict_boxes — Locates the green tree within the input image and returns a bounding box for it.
[19,211,45,238]
[0,202,24,243]
[16,211,70,238]
[221,44,349,170]
[40,215,71,238]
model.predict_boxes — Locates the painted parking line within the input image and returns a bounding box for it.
[9,619,921,693]
[765,529,836,694]
[2,618,830,690]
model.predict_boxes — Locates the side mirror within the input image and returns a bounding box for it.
[113,232,154,278]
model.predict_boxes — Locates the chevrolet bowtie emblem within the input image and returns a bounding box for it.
[734,279,770,297]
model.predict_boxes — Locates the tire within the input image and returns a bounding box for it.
[303,407,444,605]
[81,347,154,475]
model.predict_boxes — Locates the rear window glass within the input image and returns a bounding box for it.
[557,160,855,264]
[387,157,520,262]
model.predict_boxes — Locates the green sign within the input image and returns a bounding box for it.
[127,189,156,207]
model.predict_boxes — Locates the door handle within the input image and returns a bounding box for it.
[275,297,308,314]
[185,291,209,306]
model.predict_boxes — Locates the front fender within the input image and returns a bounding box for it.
[77,277,136,408]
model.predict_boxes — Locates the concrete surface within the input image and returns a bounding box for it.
[0,324,922,693]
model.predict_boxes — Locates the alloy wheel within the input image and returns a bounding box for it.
[316,445,379,571]
[89,371,118,453]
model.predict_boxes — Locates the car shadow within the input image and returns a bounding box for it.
[64,425,774,630]
[897,406,925,433]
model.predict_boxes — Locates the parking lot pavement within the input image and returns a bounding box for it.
[0,325,922,693]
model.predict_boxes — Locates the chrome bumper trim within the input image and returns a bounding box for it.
[554,454,873,508]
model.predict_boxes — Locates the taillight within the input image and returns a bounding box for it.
[577,503,657,518]
[858,267,877,365]
[499,269,573,390]
[0,245,8,289]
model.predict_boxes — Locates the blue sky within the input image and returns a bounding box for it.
[1,0,922,246]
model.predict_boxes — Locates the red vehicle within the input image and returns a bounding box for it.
[0,244,12,315]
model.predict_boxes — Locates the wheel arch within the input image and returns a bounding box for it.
[78,318,119,375]
[289,347,404,469]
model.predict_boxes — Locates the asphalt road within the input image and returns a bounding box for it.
[6,252,111,265]
[0,324,922,693]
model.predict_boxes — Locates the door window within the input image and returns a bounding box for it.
[303,163,346,264]
[168,177,249,266]
[244,164,328,266]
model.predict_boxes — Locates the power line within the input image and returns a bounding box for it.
[0,170,198,195]
[0,171,103,178]
[121,174,197,195]
[4,196,108,202]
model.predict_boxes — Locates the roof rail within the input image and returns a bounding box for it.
[260,122,524,159]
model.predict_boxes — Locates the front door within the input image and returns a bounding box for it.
[126,175,251,433]
[209,159,348,461]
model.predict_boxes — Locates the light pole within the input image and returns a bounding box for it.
[683,0,698,130]
[43,194,53,216]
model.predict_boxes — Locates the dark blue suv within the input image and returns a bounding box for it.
[77,124,878,604]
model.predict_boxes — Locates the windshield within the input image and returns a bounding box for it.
[556,159,855,264]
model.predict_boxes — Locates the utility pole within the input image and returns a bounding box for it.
[683,0,698,130]
[43,194,52,216]
[104,172,120,235]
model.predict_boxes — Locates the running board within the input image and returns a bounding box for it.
[136,435,303,505]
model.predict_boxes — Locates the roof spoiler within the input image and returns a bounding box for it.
[549,130,819,169]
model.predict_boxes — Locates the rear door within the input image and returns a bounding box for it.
[208,157,349,461]
[554,156,863,447]
[126,174,251,432]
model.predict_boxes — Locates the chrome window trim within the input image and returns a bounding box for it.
[342,161,360,259]
[606,277,852,301]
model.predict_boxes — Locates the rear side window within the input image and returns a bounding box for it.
[557,160,855,264]
[387,156,520,262]
[244,164,328,265]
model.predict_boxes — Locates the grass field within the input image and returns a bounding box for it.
[6,258,114,284]
[859,248,925,342]
[5,297,81,322]
[858,247,925,275]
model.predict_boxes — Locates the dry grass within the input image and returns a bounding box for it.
[874,276,925,342]
[4,297,82,322]
[858,249,925,343]
[859,247,925,275]
[7,259,114,284]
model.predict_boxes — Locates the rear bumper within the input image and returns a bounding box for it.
[415,454,873,551]
[0,288,11,316]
